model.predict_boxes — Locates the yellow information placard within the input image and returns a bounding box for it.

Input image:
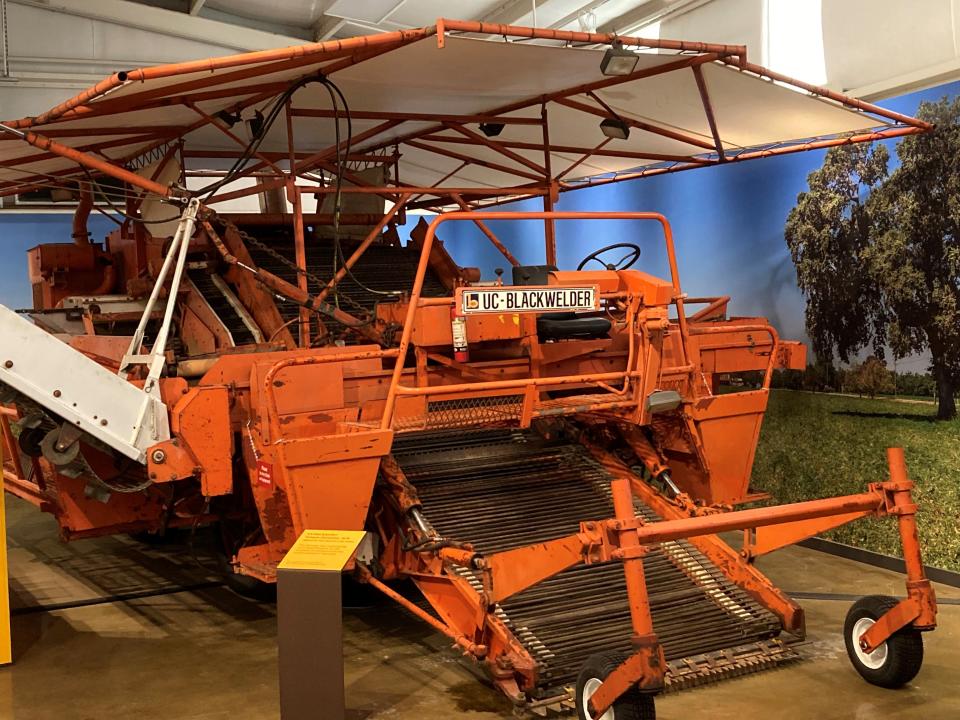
[278,530,366,572]
[1,439,11,665]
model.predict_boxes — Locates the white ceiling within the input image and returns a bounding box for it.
[205,0,329,27]
[135,0,705,41]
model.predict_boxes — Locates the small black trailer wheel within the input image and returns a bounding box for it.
[216,550,277,602]
[844,595,924,688]
[575,652,656,720]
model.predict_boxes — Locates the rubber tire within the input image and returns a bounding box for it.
[575,652,656,720]
[215,549,277,602]
[223,571,277,602]
[844,595,923,688]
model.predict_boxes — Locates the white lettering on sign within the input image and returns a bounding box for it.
[458,286,598,315]
[257,460,273,486]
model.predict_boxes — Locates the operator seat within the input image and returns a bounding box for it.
[511,265,611,340]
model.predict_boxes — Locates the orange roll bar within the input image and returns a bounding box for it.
[689,323,779,389]
[380,211,690,429]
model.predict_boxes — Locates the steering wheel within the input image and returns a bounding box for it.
[576,242,642,271]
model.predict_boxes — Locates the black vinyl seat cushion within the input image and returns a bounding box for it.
[512,265,611,340]
[537,312,611,340]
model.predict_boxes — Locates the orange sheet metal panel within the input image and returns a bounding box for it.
[777,340,807,370]
[272,363,345,416]
[689,391,769,503]
[48,473,168,538]
[171,386,234,496]
[274,429,393,535]
[378,303,531,347]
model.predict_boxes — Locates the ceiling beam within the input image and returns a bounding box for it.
[481,0,553,26]
[598,0,722,37]
[11,0,305,52]
[546,0,609,30]
[597,0,675,34]
[313,15,347,41]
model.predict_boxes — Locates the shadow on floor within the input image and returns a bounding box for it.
[831,410,938,423]
[8,507,277,630]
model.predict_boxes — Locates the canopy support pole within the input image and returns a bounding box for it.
[541,103,556,266]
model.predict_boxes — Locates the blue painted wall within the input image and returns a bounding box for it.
[429,80,960,347]
[0,214,119,309]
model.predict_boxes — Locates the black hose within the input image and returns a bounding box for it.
[318,76,401,300]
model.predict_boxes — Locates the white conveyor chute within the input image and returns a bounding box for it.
[0,304,169,463]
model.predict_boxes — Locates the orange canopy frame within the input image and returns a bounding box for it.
[0,18,928,215]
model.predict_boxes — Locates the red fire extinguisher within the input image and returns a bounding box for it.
[451,305,469,363]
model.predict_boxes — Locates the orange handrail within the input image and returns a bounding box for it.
[688,323,779,390]
[393,370,645,397]
[380,211,691,429]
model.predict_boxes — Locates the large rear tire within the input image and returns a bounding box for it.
[575,652,656,720]
[844,595,923,688]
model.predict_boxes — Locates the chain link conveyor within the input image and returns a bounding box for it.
[393,429,799,700]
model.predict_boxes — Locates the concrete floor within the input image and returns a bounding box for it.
[2,495,959,720]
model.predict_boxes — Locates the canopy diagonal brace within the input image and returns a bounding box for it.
[0,122,175,197]
[692,65,725,161]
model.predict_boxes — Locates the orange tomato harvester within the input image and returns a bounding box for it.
[0,19,938,719]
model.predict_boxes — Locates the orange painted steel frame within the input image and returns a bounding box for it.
[380,211,691,429]
[406,437,936,715]
[516,447,934,717]
[1,194,933,708]
[343,212,935,709]
[193,210,926,707]
[0,437,9,666]
[0,209,938,710]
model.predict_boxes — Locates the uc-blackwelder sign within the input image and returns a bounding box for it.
[456,286,599,315]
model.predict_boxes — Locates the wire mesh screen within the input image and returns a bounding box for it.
[394,393,524,432]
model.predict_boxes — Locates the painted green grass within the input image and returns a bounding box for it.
[752,389,960,572]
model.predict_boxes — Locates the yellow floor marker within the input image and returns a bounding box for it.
[0,441,10,665]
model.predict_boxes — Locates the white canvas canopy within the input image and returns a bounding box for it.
[0,21,928,204]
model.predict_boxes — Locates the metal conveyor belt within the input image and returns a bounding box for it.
[393,428,799,700]
[189,227,449,342]
[242,229,449,319]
